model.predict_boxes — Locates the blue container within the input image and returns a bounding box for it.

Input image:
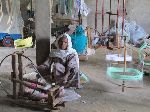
[0,33,22,47]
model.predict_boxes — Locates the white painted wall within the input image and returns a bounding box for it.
[127,0,150,33]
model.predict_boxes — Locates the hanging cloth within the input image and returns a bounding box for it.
[67,0,73,15]
[59,0,67,15]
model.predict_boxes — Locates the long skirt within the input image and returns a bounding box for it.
[52,62,80,88]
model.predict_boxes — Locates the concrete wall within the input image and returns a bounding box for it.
[127,0,150,33]
[85,0,150,34]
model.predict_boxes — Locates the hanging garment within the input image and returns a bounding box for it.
[66,0,73,15]
[59,0,67,15]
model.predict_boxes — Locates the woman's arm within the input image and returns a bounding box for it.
[36,57,52,76]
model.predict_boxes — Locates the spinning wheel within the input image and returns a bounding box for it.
[0,38,64,111]
[105,0,143,92]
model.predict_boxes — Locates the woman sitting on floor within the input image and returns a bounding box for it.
[37,35,80,88]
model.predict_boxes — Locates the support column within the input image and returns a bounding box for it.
[35,0,50,65]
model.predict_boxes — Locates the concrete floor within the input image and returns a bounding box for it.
[0,47,150,112]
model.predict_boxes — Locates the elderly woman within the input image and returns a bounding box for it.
[37,35,80,88]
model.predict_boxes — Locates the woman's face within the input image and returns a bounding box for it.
[58,37,68,50]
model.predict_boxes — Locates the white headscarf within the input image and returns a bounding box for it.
[50,35,79,68]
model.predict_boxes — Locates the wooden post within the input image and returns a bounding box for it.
[18,53,23,96]
[86,27,92,48]
[95,0,98,32]
[101,0,104,34]
[122,81,125,92]
[35,0,50,65]
[47,86,61,109]
[122,0,126,92]
[116,0,120,63]
[11,54,17,99]
[108,0,112,35]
